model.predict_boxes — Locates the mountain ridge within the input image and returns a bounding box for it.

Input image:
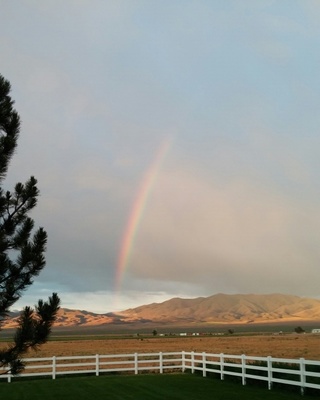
[3,293,320,329]
[118,293,320,324]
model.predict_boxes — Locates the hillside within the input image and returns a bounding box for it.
[3,293,320,329]
[118,293,320,325]
[2,308,124,329]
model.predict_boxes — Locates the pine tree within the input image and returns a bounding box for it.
[0,74,60,375]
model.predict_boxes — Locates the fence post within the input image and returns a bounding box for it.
[182,351,186,372]
[134,353,138,375]
[159,352,163,374]
[6,366,11,383]
[191,351,195,374]
[202,352,207,377]
[96,354,99,376]
[220,353,224,380]
[300,358,305,396]
[52,356,56,380]
[267,356,272,390]
[241,354,246,386]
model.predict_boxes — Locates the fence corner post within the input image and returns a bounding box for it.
[96,354,99,376]
[300,357,305,396]
[241,354,246,386]
[52,356,56,380]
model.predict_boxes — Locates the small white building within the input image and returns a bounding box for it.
[311,328,320,334]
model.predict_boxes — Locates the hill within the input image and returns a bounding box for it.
[118,293,320,325]
[2,293,320,329]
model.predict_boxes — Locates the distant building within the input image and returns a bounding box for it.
[311,329,320,334]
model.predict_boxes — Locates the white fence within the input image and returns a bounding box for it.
[1,351,320,395]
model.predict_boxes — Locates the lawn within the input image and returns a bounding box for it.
[0,374,314,400]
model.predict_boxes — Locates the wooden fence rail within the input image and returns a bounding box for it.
[1,351,320,395]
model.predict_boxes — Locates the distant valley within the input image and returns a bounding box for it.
[3,293,320,330]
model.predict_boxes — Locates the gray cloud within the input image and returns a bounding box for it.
[1,1,320,311]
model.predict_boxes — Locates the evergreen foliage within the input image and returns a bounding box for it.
[0,74,60,374]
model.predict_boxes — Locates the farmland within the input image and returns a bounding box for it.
[1,333,320,360]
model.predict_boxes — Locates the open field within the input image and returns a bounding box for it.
[1,333,320,360]
[0,374,315,400]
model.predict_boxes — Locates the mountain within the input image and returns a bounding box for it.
[2,293,320,329]
[118,293,320,325]
[2,308,126,329]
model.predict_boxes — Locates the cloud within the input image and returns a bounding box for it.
[125,149,320,297]
[1,1,320,312]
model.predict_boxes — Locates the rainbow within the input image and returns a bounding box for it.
[115,137,172,293]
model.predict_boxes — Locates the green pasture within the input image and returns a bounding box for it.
[0,374,314,400]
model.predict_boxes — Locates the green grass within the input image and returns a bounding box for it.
[0,374,314,400]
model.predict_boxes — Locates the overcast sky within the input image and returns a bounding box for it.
[1,1,320,313]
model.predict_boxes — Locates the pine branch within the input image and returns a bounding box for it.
[0,74,61,374]
[0,293,60,374]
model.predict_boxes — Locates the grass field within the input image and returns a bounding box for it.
[0,374,314,400]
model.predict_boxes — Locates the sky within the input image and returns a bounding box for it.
[1,1,320,313]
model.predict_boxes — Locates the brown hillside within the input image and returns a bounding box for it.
[119,293,320,324]
[3,293,320,329]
